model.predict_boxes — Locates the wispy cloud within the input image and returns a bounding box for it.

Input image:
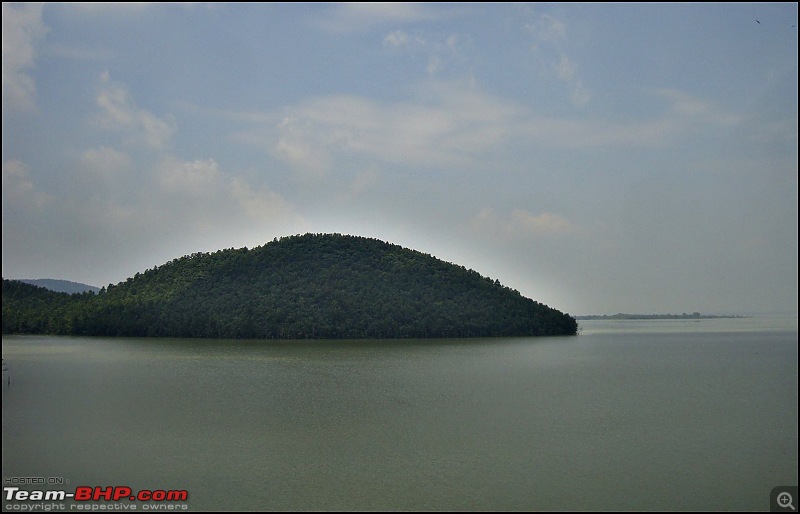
[233,81,516,174]
[151,155,303,232]
[517,88,741,148]
[93,72,177,149]
[228,80,743,180]
[270,116,334,178]
[654,88,741,125]
[471,207,582,240]
[523,8,590,106]
[382,29,471,77]
[524,12,566,43]
[2,3,48,111]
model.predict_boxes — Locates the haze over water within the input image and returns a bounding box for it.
[2,316,797,511]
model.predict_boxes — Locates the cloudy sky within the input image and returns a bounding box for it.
[2,3,797,316]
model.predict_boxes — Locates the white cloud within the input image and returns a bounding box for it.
[270,116,333,178]
[239,81,517,173]
[94,73,177,149]
[2,3,48,111]
[157,157,221,197]
[151,155,303,232]
[234,81,741,178]
[230,176,300,223]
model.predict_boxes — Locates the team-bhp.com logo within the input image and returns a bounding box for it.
[73,487,187,502]
[4,486,188,510]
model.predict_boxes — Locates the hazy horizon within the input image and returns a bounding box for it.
[3,3,797,316]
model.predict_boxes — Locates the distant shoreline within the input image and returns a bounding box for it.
[575,313,750,320]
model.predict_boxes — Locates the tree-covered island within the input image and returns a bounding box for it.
[2,233,578,339]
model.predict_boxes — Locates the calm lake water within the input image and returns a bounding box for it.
[2,316,797,511]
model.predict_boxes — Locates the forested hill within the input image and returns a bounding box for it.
[2,233,577,339]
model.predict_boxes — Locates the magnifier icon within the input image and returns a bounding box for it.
[778,492,796,511]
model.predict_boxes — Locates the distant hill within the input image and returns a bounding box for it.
[2,233,577,339]
[575,313,748,320]
[18,278,100,295]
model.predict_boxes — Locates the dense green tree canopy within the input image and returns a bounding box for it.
[3,234,577,339]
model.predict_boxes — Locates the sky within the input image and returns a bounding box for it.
[2,3,798,316]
